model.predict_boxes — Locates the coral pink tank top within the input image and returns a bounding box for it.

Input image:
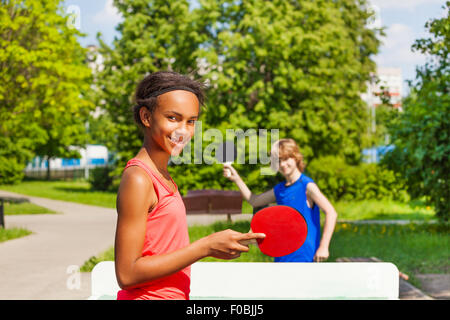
[116,158,191,300]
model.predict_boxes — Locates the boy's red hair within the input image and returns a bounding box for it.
[273,138,306,172]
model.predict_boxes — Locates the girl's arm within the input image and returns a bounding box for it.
[306,183,338,262]
[114,167,265,290]
[223,163,276,208]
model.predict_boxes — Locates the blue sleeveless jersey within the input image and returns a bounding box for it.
[273,174,321,262]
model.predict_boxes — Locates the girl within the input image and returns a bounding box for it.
[114,71,265,300]
[223,138,337,263]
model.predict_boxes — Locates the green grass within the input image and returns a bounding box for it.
[334,199,436,221]
[0,180,257,214]
[80,219,449,288]
[0,227,32,242]
[330,222,449,273]
[80,246,116,272]
[241,200,253,214]
[4,201,58,215]
[0,181,437,222]
[0,180,117,208]
[329,222,449,288]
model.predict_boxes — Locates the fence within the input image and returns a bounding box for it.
[24,165,107,181]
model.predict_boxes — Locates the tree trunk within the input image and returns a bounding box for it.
[46,156,51,180]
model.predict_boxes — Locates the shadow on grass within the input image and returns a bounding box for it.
[371,212,436,221]
[53,186,91,193]
[53,185,115,195]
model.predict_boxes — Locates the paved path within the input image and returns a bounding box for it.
[0,190,117,299]
[0,190,251,300]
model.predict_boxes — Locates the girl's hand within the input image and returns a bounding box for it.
[200,229,265,260]
[223,163,240,182]
[313,245,329,262]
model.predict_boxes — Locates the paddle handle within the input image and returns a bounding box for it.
[239,238,258,246]
[223,162,232,178]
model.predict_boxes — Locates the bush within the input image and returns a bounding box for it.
[0,157,25,185]
[88,166,114,191]
[305,156,407,202]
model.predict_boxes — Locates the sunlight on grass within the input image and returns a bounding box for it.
[333,199,435,221]
[0,180,117,208]
[4,202,58,215]
[0,227,32,242]
[329,222,449,286]
[80,246,115,272]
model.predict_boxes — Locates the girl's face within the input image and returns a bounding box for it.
[143,90,199,156]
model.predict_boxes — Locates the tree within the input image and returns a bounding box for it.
[94,0,203,186]
[0,0,95,182]
[194,0,382,192]
[382,2,449,221]
[95,0,382,194]
[372,83,400,146]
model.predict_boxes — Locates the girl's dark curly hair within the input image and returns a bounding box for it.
[132,71,206,127]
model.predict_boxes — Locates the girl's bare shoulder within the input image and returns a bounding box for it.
[121,165,152,187]
[117,166,157,211]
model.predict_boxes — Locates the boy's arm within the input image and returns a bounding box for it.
[306,183,338,262]
[223,163,276,208]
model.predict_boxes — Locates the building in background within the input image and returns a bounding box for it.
[25,145,110,180]
[26,145,109,170]
[374,67,402,110]
[362,67,403,110]
[361,67,402,163]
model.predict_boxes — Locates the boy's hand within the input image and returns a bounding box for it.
[223,163,239,182]
[313,245,329,262]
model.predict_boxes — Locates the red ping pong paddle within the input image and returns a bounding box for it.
[240,205,308,257]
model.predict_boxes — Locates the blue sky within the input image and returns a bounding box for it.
[62,0,447,96]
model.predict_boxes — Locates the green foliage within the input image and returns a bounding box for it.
[80,247,115,272]
[199,0,382,163]
[95,0,200,168]
[0,0,95,182]
[0,156,24,184]
[306,156,407,202]
[374,104,400,145]
[382,3,449,221]
[87,112,117,146]
[94,0,382,194]
[88,166,114,192]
